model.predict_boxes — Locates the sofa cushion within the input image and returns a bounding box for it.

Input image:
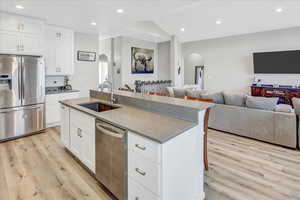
[245,96,278,111]
[201,92,224,104]
[186,89,207,98]
[223,93,245,106]
[173,88,186,98]
[292,97,300,116]
[275,104,293,113]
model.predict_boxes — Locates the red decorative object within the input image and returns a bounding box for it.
[251,86,300,105]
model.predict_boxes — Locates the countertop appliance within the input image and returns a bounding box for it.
[95,120,127,200]
[0,55,45,141]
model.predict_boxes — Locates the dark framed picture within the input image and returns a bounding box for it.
[77,51,96,62]
[131,47,154,74]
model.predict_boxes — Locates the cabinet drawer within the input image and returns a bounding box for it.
[128,178,160,200]
[128,149,161,196]
[70,109,95,133]
[128,132,161,164]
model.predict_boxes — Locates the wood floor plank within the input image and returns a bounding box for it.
[0,145,9,200]
[1,127,300,200]
[205,129,300,200]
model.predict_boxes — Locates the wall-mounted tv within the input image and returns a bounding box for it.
[253,50,300,74]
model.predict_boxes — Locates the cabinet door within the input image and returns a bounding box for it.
[0,31,19,54]
[69,124,81,158]
[21,33,43,55]
[60,105,70,148]
[0,13,19,32]
[46,103,60,127]
[81,129,95,173]
[44,25,74,75]
[18,18,43,35]
[44,27,57,75]
[56,32,74,75]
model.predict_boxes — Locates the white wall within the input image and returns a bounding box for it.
[171,36,184,87]
[120,36,158,87]
[99,36,172,89]
[70,32,99,97]
[182,27,300,93]
[158,41,171,80]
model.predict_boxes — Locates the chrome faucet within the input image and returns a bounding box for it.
[100,79,117,104]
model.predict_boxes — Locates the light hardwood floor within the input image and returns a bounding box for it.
[0,128,300,200]
[205,129,300,200]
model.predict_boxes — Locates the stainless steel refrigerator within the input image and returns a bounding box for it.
[0,55,45,141]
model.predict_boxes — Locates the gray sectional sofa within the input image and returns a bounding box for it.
[167,87,298,148]
[209,103,297,148]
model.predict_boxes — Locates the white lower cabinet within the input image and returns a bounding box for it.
[60,106,204,199]
[69,108,95,173]
[128,179,160,200]
[128,132,162,199]
[46,92,80,127]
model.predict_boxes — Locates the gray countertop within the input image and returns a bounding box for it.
[60,97,198,143]
[95,90,214,111]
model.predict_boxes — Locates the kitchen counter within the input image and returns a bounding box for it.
[94,89,214,111]
[60,97,199,143]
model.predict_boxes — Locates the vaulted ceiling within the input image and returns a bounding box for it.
[1,0,300,42]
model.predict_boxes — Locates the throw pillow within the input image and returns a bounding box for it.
[223,93,245,106]
[292,97,300,116]
[245,96,278,111]
[201,92,224,104]
[275,104,293,113]
[173,88,186,98]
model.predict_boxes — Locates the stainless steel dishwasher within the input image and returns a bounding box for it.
[95,120,127,200]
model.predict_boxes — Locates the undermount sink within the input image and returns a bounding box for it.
[78,102,119,113]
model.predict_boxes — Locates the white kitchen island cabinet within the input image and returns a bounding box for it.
[60,101,206,200]
[127,122,204,200]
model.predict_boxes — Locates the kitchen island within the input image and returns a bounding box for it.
[60,90,214,200]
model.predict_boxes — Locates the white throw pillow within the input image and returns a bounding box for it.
[275,104,294,113]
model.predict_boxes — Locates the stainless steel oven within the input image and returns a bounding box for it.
[95,120,127,200]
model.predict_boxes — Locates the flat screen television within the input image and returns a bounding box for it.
[253,50,300,74]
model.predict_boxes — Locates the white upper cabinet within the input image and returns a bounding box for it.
[45,25,74,75]
[0,12,44,55]
[0,31,19,53]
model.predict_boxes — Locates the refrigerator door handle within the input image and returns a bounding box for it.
[21,57,24,102]
[18,60,22,101]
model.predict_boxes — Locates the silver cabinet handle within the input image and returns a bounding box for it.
[135,168,146,176]
[135,144,146,151]
[77,128,82,137]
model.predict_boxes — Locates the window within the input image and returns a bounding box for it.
[98,54,109,84]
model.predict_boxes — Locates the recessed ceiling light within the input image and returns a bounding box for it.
[16,5,24,9]
[117,9,124,14]
[216,20,222,25]
[276,7,283,13]
[180,28,185,32]
[91,22,97,26]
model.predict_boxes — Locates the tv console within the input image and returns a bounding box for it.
[251,85,300,105]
